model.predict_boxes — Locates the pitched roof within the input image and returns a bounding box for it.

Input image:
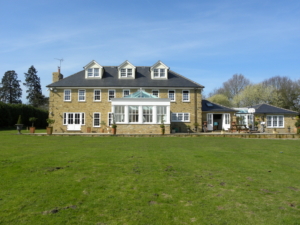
[202,99,237,112]
[46,67,204,88]
[250,103,298,114]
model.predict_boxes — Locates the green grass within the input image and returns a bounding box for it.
[1,130,300,224]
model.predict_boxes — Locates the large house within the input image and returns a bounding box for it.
[47,60,204,134]
[47,60,299,134]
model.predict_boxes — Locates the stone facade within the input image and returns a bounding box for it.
[254,113,298,134]
[48,88,202,134]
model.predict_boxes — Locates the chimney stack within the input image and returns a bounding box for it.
[52,66,64,83]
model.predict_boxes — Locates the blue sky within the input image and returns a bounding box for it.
[1,0,299,102]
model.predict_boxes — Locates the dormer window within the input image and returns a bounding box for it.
[154,69,165,78]
[84,60,103,79]
[151,61,169,80]
[121,68,133,77]
[118,61,136,79]
[88,68,100,77]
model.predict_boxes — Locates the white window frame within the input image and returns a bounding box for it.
[182,90,190,102]
[157,106,167,124]
[171,113,190,122]
[108,112,113,126]
[267,115,284,128]
[64,89,71,102]
[93,113,101,127]
[142,106,153,123]
[123,89,130,97]
[87,68,100,77]
[108,89,115,101]
[63,112,85,125]
[168,90,176,102]
[128,106,139,123]
[154,68,166,78]
[152,90,159,98]
[114,106,125,123]
[120,68,133,78]
[78,89,86,102]
[94,89,101,101]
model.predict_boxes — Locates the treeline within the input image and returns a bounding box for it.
[207,74,300,112]
[0,102,48,128]
[0,66,48,108]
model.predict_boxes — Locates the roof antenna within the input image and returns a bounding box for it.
[54,58,64,71]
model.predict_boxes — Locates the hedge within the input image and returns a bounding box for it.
[0,102,48,128]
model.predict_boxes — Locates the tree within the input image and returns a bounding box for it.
[0,70,22,104]
[262,76,300,110]
[232,84,280,107]
[207,94,231,107]
[208,74,251,101]
[23,66,46,107]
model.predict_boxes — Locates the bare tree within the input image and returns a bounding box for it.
[208,74,251,103]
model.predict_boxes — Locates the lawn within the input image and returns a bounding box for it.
[1,130,300,224]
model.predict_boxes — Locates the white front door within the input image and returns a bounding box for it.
[222,113,230,130]
[207,113,213,130]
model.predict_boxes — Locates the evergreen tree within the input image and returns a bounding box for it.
[0,70,22,104]
[23,66,45,107]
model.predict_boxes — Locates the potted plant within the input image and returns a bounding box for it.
[46,118,55,135]
[29,117,37,134]
[187,125,191,134]
[101,121,106,133]
[86,126,91,133]
[295,119,300,134]
[15,115,23,135]
[287,125,291,133]
[111,123,117,135]
[254,121,259,131]
[160,117,165,135]
[193,122,199,132]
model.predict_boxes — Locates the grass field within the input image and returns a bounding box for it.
[1,130,300,224]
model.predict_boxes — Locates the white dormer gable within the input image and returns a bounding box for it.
[118,60,136,79]
[150,61,169,80]
[84,60,103,79]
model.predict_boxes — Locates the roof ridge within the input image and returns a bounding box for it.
[170,70,204,88]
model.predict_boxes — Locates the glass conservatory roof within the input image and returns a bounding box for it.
[124,90,158,98]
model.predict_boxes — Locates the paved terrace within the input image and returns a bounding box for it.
[24,132,300,139]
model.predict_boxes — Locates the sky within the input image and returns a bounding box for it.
[1,0,299,103]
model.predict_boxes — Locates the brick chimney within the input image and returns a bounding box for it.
[52,66,64,82]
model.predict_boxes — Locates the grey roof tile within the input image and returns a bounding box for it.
[250,103,298,114]
[47,67,204,88]
[202,99,237,112]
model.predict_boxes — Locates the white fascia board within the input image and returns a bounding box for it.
[118,60,136,69]
[83,60,102,69]
[150,60,169,70]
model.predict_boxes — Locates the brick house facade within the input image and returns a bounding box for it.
[47,60,204,134]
